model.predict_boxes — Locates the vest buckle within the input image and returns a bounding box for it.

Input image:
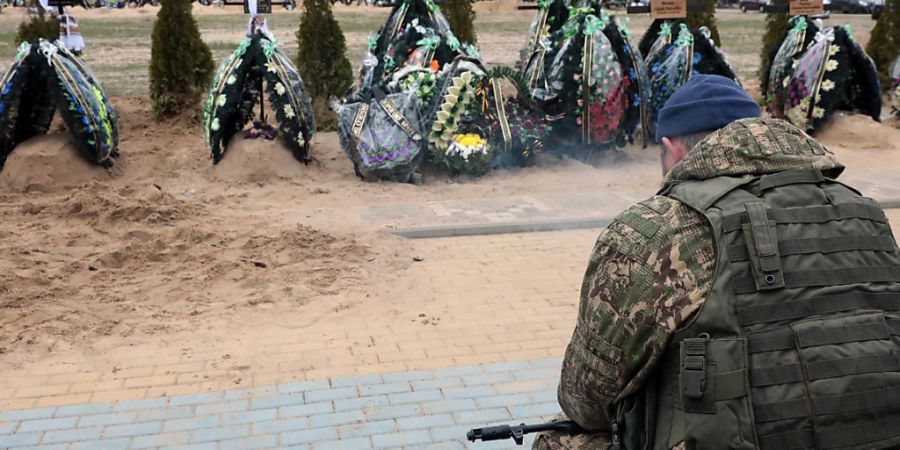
[681,338,708,399]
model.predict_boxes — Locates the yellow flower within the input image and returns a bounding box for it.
[821,79,835,92]
[453,133,486,148]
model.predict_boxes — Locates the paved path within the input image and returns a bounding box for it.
[0,358,561,449]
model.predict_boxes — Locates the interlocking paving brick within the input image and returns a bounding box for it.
[411,377,464,391]
[250,393,306,410]
[365,403,423,421]
[163,415,220,432]
[169,392,224,406]
[359,382,412,397]
[308,410,366,428]
[481,361,532,373]
[251,417,309,435]
[189,424,250,443]
[136,406,195,422]
[432,366,483,378]
[382,370,433,383]
[336,419,396,438]
[69,437,131,450]
[132,431,191,449]
[334,395,389,412]
[42,426,102,444]
[103,420,162,438]
[279,380,331,394]
[306,386,358,403]
[17,444,68,450]
[371,429,432,448]
[218,433,277,450]
[279,401,335,419]
[77,412,136,427]
[388,389,443,405]
[311,436,373,450]
[222,408,277,425]
[195,399,248,415]
[462,372,514,387]
[0,431,42,447]
[113,398,167,412]
[0,408,56,421]
[509,402,562,420]
[54,402,113,417]
[421,399,478,415]
[406,441,466,450]
[17,416,77,433]
[441,385,496,400]
[160,443,217,450]
[281,427,338,445]
[0,421,17,434]
[452,407,512,425]
[397,414,454,431]
[330,374,383,388]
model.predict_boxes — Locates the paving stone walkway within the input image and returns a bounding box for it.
[0,358,561,449]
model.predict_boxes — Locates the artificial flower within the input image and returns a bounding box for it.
[812,107,825,119]
[216,95,227,107]
[274,82,286,96]
[266,62,277,73]
[211,117,221,131]
[226,74,237,85]
[825,59,838,72]
[283,104,296,119]
[821,79,835,92]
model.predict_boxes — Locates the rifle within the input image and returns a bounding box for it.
[467,420,585,446]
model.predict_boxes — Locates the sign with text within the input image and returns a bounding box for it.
[651,0,687,19]
[790,0,824,15]
[244,0,272,14]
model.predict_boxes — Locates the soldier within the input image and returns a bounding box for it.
[534,74,900,449]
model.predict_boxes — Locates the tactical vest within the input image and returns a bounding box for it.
[644,169,900,450]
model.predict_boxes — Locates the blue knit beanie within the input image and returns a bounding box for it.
[655,74,761,143]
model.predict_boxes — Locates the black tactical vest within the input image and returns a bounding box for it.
[645,169,900,450]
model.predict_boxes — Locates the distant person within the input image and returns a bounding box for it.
[534,74,900,449]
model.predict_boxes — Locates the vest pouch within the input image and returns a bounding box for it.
[678,337,757,450]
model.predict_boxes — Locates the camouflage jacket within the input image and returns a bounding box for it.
[557,118,845,431]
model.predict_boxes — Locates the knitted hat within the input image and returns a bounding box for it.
[655,74,761,143]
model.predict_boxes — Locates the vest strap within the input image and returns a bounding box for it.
[723,202,887,233]
[750,169,825,195]
[727,235,897,263]
[754,385,900,423]
[732,266,900,295]
[751,354,900,387]
[737,292,900,325]
[747,317,900,353]
[743,202,784,290]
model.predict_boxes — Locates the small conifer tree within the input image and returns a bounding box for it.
[686,0,720,46]
[15,11,59,46]
[296,0,352,130]
[866,0,899,89]
[443,0,477,45]
[149,0,214,119]
[759,0,789,89]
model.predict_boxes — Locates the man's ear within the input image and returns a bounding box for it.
[662,137,689,161]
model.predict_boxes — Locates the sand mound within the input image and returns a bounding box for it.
[0,134,111,192]
[815,113,900,152]
[212,136,309,183]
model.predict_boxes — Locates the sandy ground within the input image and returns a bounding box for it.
[0,3,897,375]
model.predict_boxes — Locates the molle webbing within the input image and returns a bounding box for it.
[737,292,900,325]
[722,202,887,233]
[758,415,900,450]
[732,267,900,295]
[747,317,900,353]
[754,384,900,423]
[750,354,900,387]
[727,235,897,263]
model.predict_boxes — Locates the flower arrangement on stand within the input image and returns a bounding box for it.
[443,133,494,175]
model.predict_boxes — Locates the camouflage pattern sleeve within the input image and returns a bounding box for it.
[557,196,715,431]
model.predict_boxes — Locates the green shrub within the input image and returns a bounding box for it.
[759,0,789,89]
[866,0,899,90]
[149,0,214,119]
[15,15,59,46]
[686,0,720,46]
[443,0,477,45]
[296,0,352,129]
